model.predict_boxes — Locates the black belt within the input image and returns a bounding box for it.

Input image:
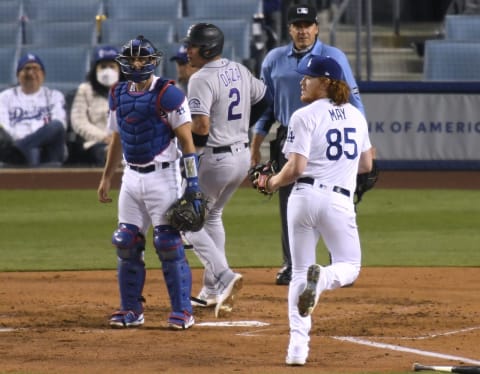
[297,177,350,197]
[128,162,170,174]
[212,143,248,154]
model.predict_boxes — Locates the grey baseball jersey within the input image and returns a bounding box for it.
[187,58,266,146]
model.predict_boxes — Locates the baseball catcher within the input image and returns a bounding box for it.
[248,161,278,196]
[354,159,379,205]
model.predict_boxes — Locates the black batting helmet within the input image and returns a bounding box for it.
[183,23,224,59]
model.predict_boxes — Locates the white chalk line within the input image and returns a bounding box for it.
[333,336,480,365]
[196,320,270,328]
[398,326,480,340]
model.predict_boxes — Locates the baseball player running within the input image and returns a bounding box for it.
[182,23,270,317]
[253,56,373,365]
[97,36,202,330]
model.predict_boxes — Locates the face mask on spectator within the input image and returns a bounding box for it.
[97,67,119,87]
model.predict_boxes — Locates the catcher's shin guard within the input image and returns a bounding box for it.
[154,225,193,314]
[112,223,146,312]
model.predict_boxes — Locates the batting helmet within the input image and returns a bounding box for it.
[116,35,163,83]
[183,23,224,59]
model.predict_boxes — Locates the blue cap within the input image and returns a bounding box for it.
[17,53,45,74]
[296,55,343,80]
[169,45,188,64]
[93,45,119,64]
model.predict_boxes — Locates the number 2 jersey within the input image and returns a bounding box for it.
[187,58,267,147]
[283,98,371,194]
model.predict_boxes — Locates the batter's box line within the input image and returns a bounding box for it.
[331,336,480,365]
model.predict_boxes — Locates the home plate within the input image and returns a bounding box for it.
[196,321,270,327]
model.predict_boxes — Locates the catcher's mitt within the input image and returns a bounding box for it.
[166,191,206,232]
[354,159,379,205]
[248,161,277,196]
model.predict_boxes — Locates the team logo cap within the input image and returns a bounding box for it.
[296,55,343,80]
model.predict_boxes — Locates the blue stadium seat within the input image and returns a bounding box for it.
[104,0,182,20]
[19,46,91,94]
[423,40,480,81]
[24,21,97,47]
[100,20,175,49]
[0,0,23,23]
[0,47,19,90]
[445,15,480,41]
[23,0,103,22]
[185,0,261,19]
[0,22,22,48]
[176,18,251,61]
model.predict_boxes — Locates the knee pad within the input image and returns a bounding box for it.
[153,225,184,262]
[112,223,145,260]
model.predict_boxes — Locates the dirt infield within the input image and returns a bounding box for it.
[1,267,479,374]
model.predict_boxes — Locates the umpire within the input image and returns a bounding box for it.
[250,3,365,285]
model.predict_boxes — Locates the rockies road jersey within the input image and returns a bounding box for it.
[283,98,371,193]
[187,58,267,147]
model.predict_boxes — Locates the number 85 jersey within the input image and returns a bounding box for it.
[283,98,371,195]
[187,58,267,147]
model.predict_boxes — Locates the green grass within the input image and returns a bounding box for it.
[0,188,479,271]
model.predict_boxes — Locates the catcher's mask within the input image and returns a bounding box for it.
[182,23,224,59]
[116,35,163,83]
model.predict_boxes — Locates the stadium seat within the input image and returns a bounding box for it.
[18,46,91,94]
[423,40,480,81]
[23,0,103,22]
[104,0,182,20]
[0,47,19,90]
[24,21,97,47]
[445,15,480,41]
[176,18,251,61]
[0,0,23,23]
[100,20,175,48]
[185,0,262,19]
[0,22,22,48]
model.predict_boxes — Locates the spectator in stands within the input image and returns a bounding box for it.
[0,53,67,167]
[169,44,198,93]
[70,45,122,166]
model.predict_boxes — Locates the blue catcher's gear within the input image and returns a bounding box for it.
[183,23,224,59]
[112,223,146,313]
[116,35,163,82]
[153,225,192,314]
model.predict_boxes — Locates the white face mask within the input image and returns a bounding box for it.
[96,67,119,87]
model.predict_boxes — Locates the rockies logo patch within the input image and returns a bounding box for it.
[188,98,201,110]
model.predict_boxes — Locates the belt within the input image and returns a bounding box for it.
[297,177,350,197]
[212,143,248,154]
[128,162,170,174]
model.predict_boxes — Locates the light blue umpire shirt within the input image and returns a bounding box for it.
[253,39,365,136]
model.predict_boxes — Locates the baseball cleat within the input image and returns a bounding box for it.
[109,310,144,328]
[191,288,218,307]
[285,355,306,366]
[297,264,321,317]
[215,273,243,318]
[167,311,195,330]
[275,265,291,285]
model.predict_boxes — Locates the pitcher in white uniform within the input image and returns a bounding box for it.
[259,55,373,366]
[182,23,270,317]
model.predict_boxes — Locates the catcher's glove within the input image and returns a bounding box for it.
[248,161,277,196]
[166,191,206,232]
[354,159,379,205]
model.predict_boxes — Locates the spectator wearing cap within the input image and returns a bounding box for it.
[0,53,67,167]
[70,45,124,166]
[169,45,198,93]
[250,3,365,289]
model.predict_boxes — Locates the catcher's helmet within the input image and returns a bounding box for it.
[116,35,163,82]
[183,23,224,59]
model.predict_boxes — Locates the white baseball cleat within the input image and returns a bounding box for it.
[297,264,321,317]
[191,288,218,307]
[285,355,306,366]
[214,273,243,318]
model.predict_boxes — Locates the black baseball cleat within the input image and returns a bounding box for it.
[275,265,291,285]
